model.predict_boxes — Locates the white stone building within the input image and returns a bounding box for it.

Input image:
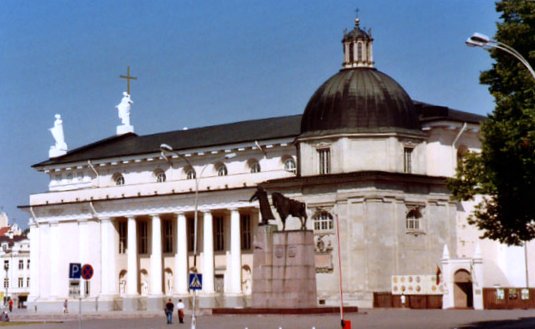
[0,233,31,309]
[21,17,535,311]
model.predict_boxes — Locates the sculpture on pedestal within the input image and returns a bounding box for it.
[49,114,68,158]
[249,186,275,225]
[115,92,134,135]
[271,192,308,231]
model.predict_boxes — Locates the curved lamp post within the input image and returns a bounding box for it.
[466,32,535,80]
[466,32,532,289]
[160,143,235,329]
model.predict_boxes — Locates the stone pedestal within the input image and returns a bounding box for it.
[252,225,317,308]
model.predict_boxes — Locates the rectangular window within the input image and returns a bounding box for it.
[18,260,23,270]
[17,277,23,288]
[27,260,30,270]
[318,148,331,175]
[404,147,413,173]
[138,221,148,254]
[4,260,8,270]
[26,277,30,288]
[214,216,225,252]
[187,217,195,252]
[163,220,173,253]
[240,214,251,250]
[3,278,8,288]
[119,221,127,254]
[314,212,334,232]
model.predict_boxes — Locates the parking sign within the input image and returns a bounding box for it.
[69,263,81,279]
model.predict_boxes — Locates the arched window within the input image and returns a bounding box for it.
[349,43,354,62]
[313,210,334,232]
[357,42,363,62]
[185,166,196,180]
[248,159,261,173]
[217,164,228,176]
[284,157,296,173]
[406,207,422,231]
[154,169,166,183]
[113,173,125,186]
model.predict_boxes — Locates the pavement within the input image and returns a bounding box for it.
[4,307,535,329]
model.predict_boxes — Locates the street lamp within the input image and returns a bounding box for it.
[466,32,535,80]
[160,143,235,329]
[466,32,532,289]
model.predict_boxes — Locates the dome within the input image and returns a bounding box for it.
[300,17,420,136]
[300,68,420,135]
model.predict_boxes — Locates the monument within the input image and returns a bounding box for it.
[250,189,317,308]
[116,66,137,135]
[49,114,68,158]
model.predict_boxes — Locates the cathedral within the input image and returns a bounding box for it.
[22,17,534,311]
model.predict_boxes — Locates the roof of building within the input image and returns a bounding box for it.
[33,114,303,168]
[33,101,485,169]
[301,68,420,136]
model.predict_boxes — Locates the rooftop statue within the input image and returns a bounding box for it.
[49,114,68,158]
[116,92,133,127]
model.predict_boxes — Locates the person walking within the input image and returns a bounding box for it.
[63,299,68,313]
[8,299,13,312]
[176,299,185,324]
[165,298,174,324]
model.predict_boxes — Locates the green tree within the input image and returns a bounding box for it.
[448,0,535,245]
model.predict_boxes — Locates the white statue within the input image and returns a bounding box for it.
[49,114,68,158]
[116,92,133,126]
[115,92,134,135]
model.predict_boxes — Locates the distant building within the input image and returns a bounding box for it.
[0,212,30,308]
[21,16,534,312]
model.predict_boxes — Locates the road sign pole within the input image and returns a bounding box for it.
[79,296,82,329]
[191,290,196,329]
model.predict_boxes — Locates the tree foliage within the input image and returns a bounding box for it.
[448,0,535,245]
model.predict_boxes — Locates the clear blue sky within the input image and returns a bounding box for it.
[0,1,499,228]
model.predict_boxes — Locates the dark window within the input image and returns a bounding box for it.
[119,221,127,254]
[214,216,225,252]
[187,217,195,252]
[138,221,148,254]
[163,220,173,253]
[18,260,23,270]
[318,148,331,175]
[241,214,251,250]
[404,148,413,173]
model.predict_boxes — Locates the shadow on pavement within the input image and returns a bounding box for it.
[458,317,535,329]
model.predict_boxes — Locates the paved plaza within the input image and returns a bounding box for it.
[4,308,535,329]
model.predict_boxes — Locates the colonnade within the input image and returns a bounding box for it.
[101,208,249,299]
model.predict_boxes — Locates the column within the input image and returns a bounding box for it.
[149,214,163,296]
[49,222,60,298]
[126,216,138,296]
[202,211,214,294]
[78,219,89,297]
[229,209,242,294]
[100,217,117,296]
[174,213,188,294]
[28,223,40,301]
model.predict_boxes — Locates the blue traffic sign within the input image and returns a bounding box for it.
[69,263,81,279]
[189,273,202,290]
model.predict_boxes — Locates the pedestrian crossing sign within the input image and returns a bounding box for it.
[189,273,203,290]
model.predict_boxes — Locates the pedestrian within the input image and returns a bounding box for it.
[165,298,174,324]
[8,299,12,312]
[176,299,185,324]
[63,299,68,313]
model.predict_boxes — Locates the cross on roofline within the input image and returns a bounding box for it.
[119,66,137,95]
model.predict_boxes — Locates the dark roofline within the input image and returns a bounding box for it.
[33,114,302,168]
[32,101,484,169]
[414,100,486,124]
